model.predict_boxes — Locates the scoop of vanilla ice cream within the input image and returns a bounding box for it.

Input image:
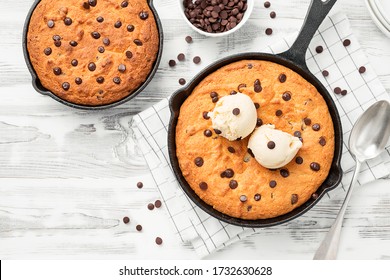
[248,124,302,169]
[208,93,257,141]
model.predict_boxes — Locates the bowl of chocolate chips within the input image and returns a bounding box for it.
[180,0,254,37]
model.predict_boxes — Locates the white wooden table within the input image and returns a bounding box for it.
[1,0,390,260]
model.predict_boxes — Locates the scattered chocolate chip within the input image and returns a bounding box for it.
[322,70,329,77]
[179,78,186,85]
[53,67,62,75]
[88,62,96,71]
[319,136,326,146]
[121,1,128,8]
[254,193,261,201]
[254,103,260,109]
[70,40,78,47]
[269,180,277,188]
[139,11,149,20]
[155,200,162,208]
[168,60,176,67]
[126,51,133,59]
[291,194,298,204]
[113,77,121,84]
[228,146,235,153]
[279,73,287,83]
[199,182,208,190]
[312,123,321,131]
[267,141,276,149]
[137,182,143,189]
[127,24,135,32]
[341,89,348,96]
[147,203,155,210]
[47,20,54,28]
[123,216,130,224]
[304,118,312,125]
[202,111,210,120]
[312,193,319,200]
[224,169,234,178]
[193,56,201,64]
[280,169,289,178]
[136,224,142,231]
[83,2,90,9]
[229,180,238,189]
[359,66,366,74]
[282,91,291,101]
[248,63,253,69]
[177,53,185,61]
[254,79,262,93]
[232,108,240,115]
[185,36,193,43]
[334,87,341,94]
[230,90,237,95]
[53,35,61,41]
[240,195,247,202]
[295,156,303,164]
[96,16,104,22]
[155,237,163,245]
[247,205,252,211]
[88,0,97,7]
[44,47,52,56]
[275,109,283,116]
[294,131,301,137]
[96,76,104,84]
[118,64,126,72]
[343,39,351,47]
[310,162,321,171]
[238,83,246,92]
[134,39,143,46]
[91,31,101,39]
[270,11,276,18]
[194,157,204,167]
[103,38,110,46]
[114,21,122,28]
[204,129,212,137]
[54,40,61,47]
[315,46,323,53]
[64,17,72,26]
[75,77,82,85]
[264,1,271,8]
[62,82,70,91]
[265,28,273,35]
[98,46,105,53]
[214,129,222,134]
[256,118,263,127]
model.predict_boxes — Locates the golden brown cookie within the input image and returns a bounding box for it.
[27,0,159,106]
[176,60,335,220]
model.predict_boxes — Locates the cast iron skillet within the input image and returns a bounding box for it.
[22,0,163,110]
[168,0,343,228]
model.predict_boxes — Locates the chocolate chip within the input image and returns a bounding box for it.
[228,146,235,153]
[177,53,185,61]
[139,11,149,20]
[229,180,238,189]
[214,129,222,134]
[91,31,101,39]
[312,193,319,200]
[232,108,240,115]
[267,141,275,149]
[88,62,96,71]
[98,46,105,53]
[315,46,323,53]
[275,109,283,116]
[248,63,253,69]
[88,0,97,7]
[70,40,78,47]
[53,67,62,75]
[137,182,143,189]
[194,157,204,167]
[121,1,128,8]
[334,87,341,94]
[115,21,122,28]
[247,148,255,158]
[136,224,142,231]
[155,237,163,245]
[202,111,210,120]
[103,38,110,46]
[225,169,234,178]
[113,77,121,84]
[359,66,366,74]
[123,216,130,224]
[168,60,176,67]
[179,78,186,85]
[238,83,246,92]
[282,91,291,101]
[126,51,133,59]
[75,77,82,85]
[254,193,261,201]
[278,73,287,83]
[134,39,143,46]
[304,118,312,125]
[96,16,104,22]
[264,1,271,8]
[147,203,155,210]
[269,180,277,188]
[254,103,260,109]
[230,90,237,95]
[53,35,61,41]
[265,28,273,35]
[319,136,326,146]
[341,89,348,96]
[185,36,193,43]
[270,11,276,18]
[96,76,104,84]
[118,64,126,72]
[193,56,201,64]
[322,70,329,77]
[343,39,351,47]
[64,17,72,26]
[280,169,289,178]
[62,82,70,91]
[155,200,162,208]
[204,129,212,137]
[47,20,54,28]
[83,2,90,9]
[312,123,320,131]
[295,156,303,164]
[256,118,263,127]
[291,194,298,204]
[294,131,301,137]
[199,182,208,190]
[240,195,247,202]
[44,47,52,56]
[54,40,61,47]
[254,79,262,93]
[310,162,321,171]
[210,92,218,98]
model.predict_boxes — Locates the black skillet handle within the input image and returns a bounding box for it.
[279,0,337,70]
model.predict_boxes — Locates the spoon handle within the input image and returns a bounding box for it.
[313,160,362,260]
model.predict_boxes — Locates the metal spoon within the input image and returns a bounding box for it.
[313,100,390,260]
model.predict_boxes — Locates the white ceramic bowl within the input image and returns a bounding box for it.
[178,0,254,37]
[365,0,390,38]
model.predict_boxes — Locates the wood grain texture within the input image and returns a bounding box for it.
[0,0,389,259]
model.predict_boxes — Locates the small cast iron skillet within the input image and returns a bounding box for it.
[168,0,343,228]
[22,0,163,110]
